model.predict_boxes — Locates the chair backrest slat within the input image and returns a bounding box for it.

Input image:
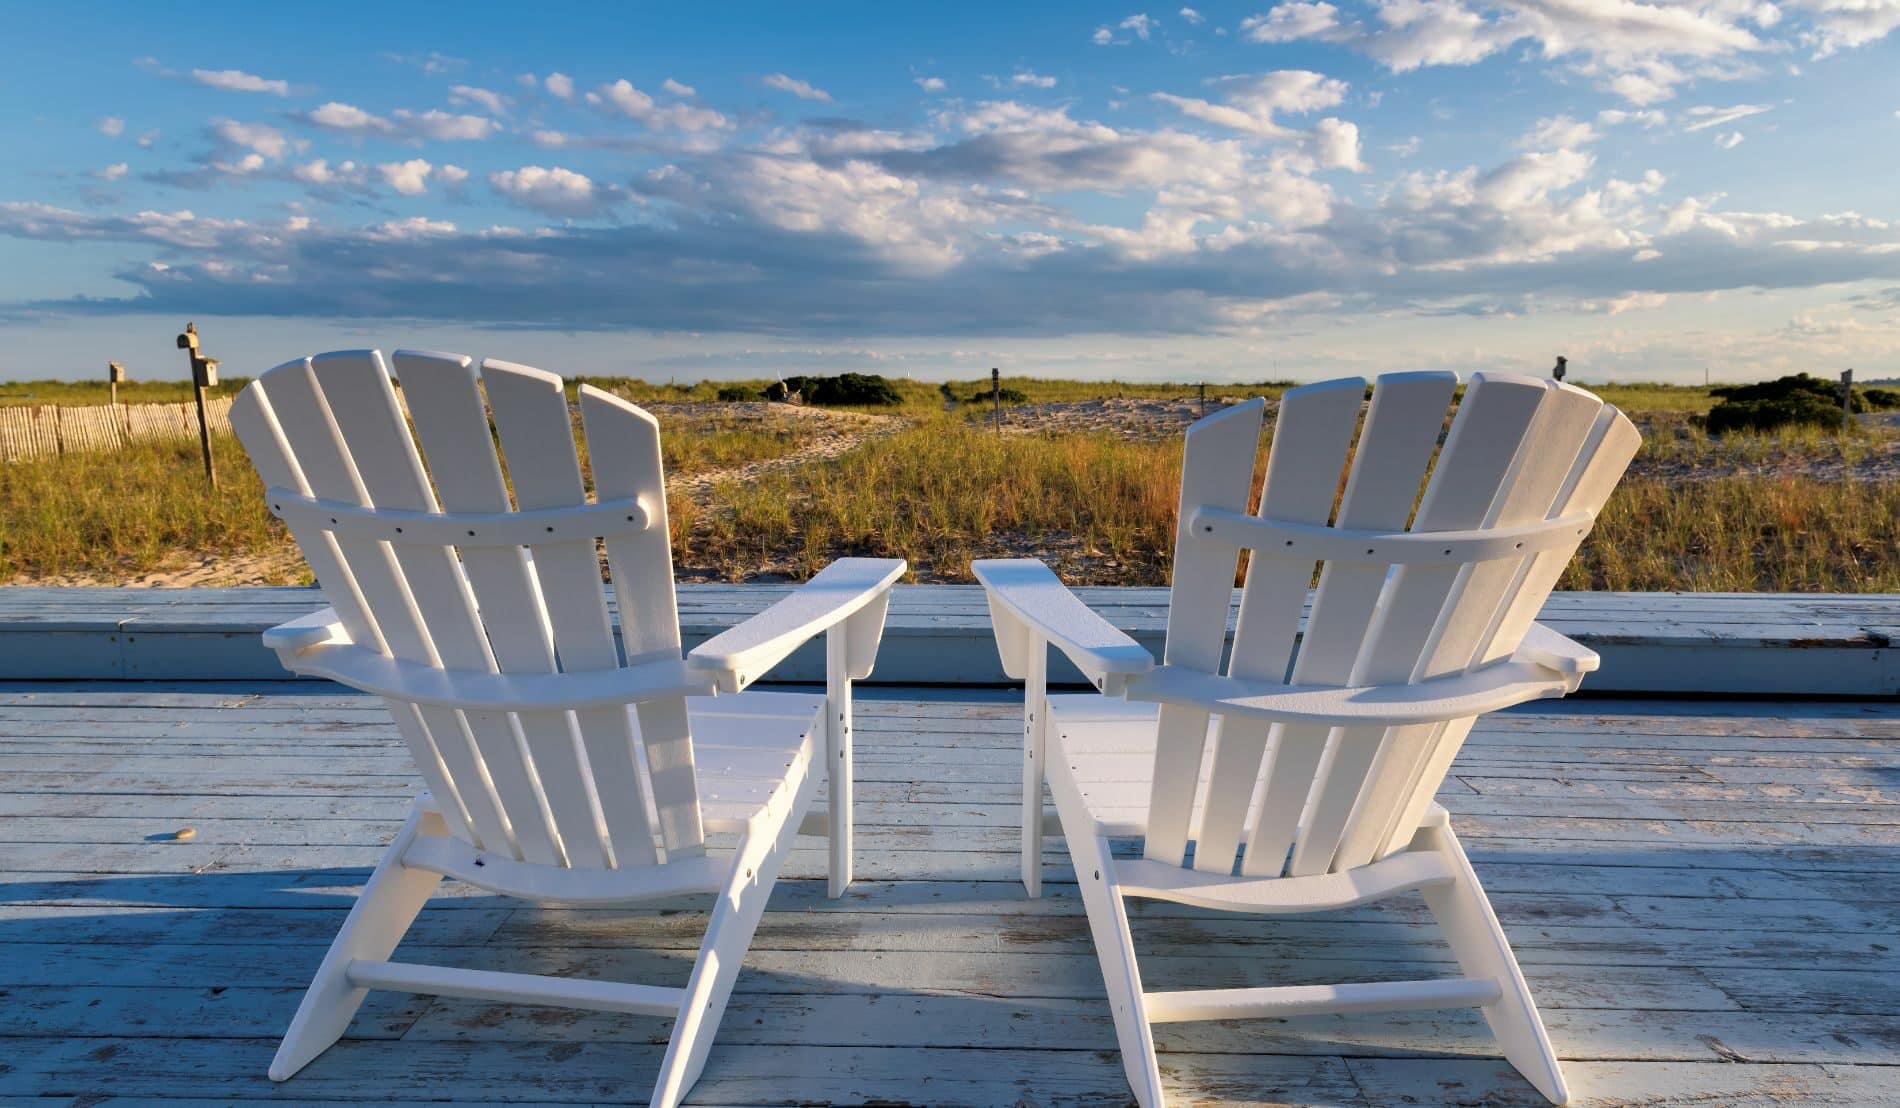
[1144,398,1264,867]
[234,356,518,856]
[1155,372,1636,882]
[234,350,697,872]
[1238,371,1458,877]
[1288,373,1550,876]
[1329,382,1607,871]
[1193,379,1363,874]
[581,387,702,857]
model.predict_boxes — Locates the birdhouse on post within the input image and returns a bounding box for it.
[107,361,126,407]
[176,322,220,489]
[1552,355,1568,383]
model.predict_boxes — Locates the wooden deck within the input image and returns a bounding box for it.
[3,681,1897,1105]
[2,586,1896,694]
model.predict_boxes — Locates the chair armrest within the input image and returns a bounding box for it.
[971,559,1154,694]
[1517,621,1599,684]
[689,557,906,692]
[1124,658,1572,727]
[262,606,346,657]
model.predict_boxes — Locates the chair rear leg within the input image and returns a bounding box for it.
[271,810,443,1081]
[826,628,854,898]
[1416,821,1570,1105]
[1021,643,1048,897]
[651,776,815,1108]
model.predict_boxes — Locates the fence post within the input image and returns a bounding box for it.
[177,323,219,490]
[991,367,1001,433]
[1841,369,1854,432]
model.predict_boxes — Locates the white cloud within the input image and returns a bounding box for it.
[304,101,397,136]
[1241,2,1342,42]
[916,76,948,92]
[1308,117,1366,170]
[377,158,434,195]
[1121,13,1157,38]
[1012,70,1058,88]
[292,158,366,187]
[212,119,295,160]
[1791,0,1900,57]
[1180,6,1206,23]
[1598,108,1669,128]
[92,162,129,181]
[662,78,696,97]
[437,164,469,187]
[190,68,289,95]
[545,72,575,100]
[391,109,499,141]
[1680,103,1773,132]
[97,117,125,137]
[1093,26,1117,43]
[1517,115,1598,150]
[448,85,509,115]
[1153,70,1349,137]
[1715,130,1746,149]
[763,73,833,102]
[137,129,160,148]
[592,78,730,131]
[300,103,497,141]
[489,165,606,216]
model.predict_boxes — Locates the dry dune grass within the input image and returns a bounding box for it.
[2,382,1895,592]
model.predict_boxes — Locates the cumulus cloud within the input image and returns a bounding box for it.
[92,163,129,181]
[545,72,575,100]
[298,102,498,141]
[1792,0,1900,57]
[662,78,696,97]
[1153,70,1349,137]
[1180,6,1206,23]
[489,165,608,216]
[1240,2,1343,42]
[377,158,434,195]
[1012,70,1058,88]
[1307,117,1366,170]
[763,73,833,101]
[1121,12,1157,38]
[190,68,290,95]
[97,117,125,137]
[916,76,947,92]
[448,85,509,115]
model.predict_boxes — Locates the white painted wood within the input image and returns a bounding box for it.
[345,959,686,1016]
[977,374,1639,1107]
[1144,977,1501,1023]
[232,347,900,1106]
[1198,379,1364,876]
[1244,371,1458,879]
[1124,656,1573,726]
[268,807,443,1081]
[1147,399,1264,869]
[691,558,908,692]
[1021,635,1048,897]
[970,559,1154,691]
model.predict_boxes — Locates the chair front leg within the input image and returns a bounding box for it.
[1022,636,1048,897]
[825,625,854,898]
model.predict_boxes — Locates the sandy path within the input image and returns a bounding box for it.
[659,404,904,507]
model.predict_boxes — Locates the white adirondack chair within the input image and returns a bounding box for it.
[975,371,1640,1106]
[230,350,904,1106]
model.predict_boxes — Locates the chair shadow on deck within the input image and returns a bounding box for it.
[9,820,1882,1106]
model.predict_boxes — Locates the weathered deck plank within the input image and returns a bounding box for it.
[1,682,1897,1105]
[1,585,1893,693]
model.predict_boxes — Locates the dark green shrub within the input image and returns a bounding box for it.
[1860,387,1900,411]
[715,384,763,402]
[781,373,903,406]
[966,387,1029,405]
[1706,374,1851,434]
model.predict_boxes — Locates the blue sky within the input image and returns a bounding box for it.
[3,1,1899,385]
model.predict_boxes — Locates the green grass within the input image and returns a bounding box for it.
[0,433,287,582]
[0,378,253,406]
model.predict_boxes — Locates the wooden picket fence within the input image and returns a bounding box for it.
[0,397,235,462]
